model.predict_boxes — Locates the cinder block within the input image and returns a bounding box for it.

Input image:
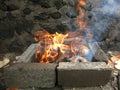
[4,63,57,88]
[63,82,114,90]
[17,44,38,63]
[19,87,62,90]
[57,62,112,87]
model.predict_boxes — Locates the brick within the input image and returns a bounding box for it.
[4,63,57,88]
[57,62,112,87]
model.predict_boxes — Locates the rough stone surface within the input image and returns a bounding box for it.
[118,71,120,90]
[57,62,112,87]
[17,44,38,63]
[19,87,62,90]
[3,63,57,88]
[63,83,114,90]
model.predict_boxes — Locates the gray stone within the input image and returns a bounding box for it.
[17,44,38,63]
[23,8,32,15]
[94,48,108,62]
[57,62,112,87]
[3,63,57,88]
[19,87,62,90]
[63,83,114,90]
[34,13,50,20]
[50,12,61,19]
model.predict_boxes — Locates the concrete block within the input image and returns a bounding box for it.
[4,63,57,88]
[57,62,112,87]
[17,44,38,63]
[19,87,62,90]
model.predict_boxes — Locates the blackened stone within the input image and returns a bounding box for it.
[66,7,78,18]
[88,13,93,20]
[0,22,15,39]
[34,13,50,20]
[15,20,33,35]
[0,3,8,11]
[0,30,14,39]
[7,4,19,11]
[50,12,61,19]
[66,12,76,18]
[9,40,24,52]
[6,12,16,20]
[30,0,39,3]
[56,24,68,33]
[54,0,66,10]
[40,2,51,8]
[23,8,32,15]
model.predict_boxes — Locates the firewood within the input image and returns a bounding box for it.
[55,53,70,63]
[68,55,88,62]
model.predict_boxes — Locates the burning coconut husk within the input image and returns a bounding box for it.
[34,0,94,63]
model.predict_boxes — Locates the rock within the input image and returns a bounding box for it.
[0,3,19,11]
[116,31,120,41]
[56,24,68,33]
[9,40,24,52]
[6,12,16,20]
[40,2,51,8]
[7,4,19,11]
[0,10,6,20]
[23,8,32,15]
[30,0,39,3]
[8,32,33,52]
[15,20,33,34]
[54,0,66,10]
[0,22,15,39]
[94,48,109,62]
[0,3,8,11]
[50,12,61,19]
[34,12,50,20]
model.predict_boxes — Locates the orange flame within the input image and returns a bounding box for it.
[35,30,69,63]
[76,0,87,30]
[34,0,91,63]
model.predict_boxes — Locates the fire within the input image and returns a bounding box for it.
[35,30,69,63]
[34,0,92,63]
[76,0,86,29]
[77,0,86,11]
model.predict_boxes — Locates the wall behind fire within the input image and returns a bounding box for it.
[0,0,120,54]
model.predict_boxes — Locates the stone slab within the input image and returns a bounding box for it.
[57,62,112,87]
[3,63,57,88]
[17,44,38,63]
[19,87,62,90]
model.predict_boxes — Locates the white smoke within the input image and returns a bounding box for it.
[94,0,120,17]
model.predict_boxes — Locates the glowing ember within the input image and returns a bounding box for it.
[34,0,92,63]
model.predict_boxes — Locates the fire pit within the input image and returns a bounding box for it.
[1,0,120,90]
[1,44,112,89]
